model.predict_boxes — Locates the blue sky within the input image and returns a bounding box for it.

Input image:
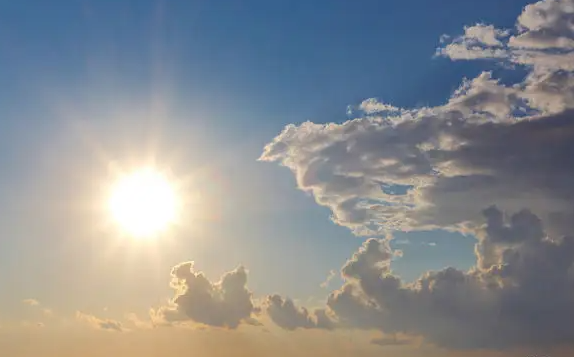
[0,0,507,305]
[2,0,574,356]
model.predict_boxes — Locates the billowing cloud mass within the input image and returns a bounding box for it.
[260,0,574,237]
[328,218,574,349]
[156,262,256,329]
[76,311,124,332]
[258,0,574,350]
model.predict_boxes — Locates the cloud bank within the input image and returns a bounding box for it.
[256,0,574,350]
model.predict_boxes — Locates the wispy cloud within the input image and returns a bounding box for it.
[22,299,39,306]
[320,270,337,289]
[76,311,124,332]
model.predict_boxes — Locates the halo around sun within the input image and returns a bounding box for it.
[108,168,180,238]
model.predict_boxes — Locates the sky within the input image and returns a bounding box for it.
[2,0,574,356]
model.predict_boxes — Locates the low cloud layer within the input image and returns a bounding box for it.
[156,262,257,329]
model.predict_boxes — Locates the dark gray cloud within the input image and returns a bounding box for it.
[157,262,256,329]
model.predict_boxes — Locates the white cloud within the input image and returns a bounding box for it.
[439,0,574,70]
[261,3,574,237]
[437,24,509,60]
[358,98,401,114]
[510,0,574,49]
[260,82,574,236]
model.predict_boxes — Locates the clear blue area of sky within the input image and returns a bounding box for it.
[0,0,533,315]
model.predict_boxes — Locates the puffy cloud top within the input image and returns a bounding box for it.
[261,0,574,238]
[265,295,335,330]
[157,262,256,329]
[259,0,574,350]
[326,211,574,349]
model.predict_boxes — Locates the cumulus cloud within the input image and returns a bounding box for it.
[76,311,124,332]
[261,81,572,235]
[259,0,574,350]
[437,24,509,60]
[439,0,574,70]
[264,295,335,330]
[510,0,574,50]
[155,262,257,329]
[325,211,574,349]
[260,2,574,237]
[358,98,402,114]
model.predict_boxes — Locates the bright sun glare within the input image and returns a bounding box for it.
[108,169,179,238]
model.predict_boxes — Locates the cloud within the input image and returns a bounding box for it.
[320,270,337,289]
[76,311,124,332]
[22,299,54,317]
[22,299,39,306]
[371,336,412,347]
[155,262,257,329]
[125,313,154,330]
[439,0,574,70]
[259,0,574,350]
[437,24,509,60]
[260,2,574,239]
[358,98,402,114]
[510,0,574,50]
[324,217,574,349]
[264,295,335,330]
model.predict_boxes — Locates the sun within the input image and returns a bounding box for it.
[108,168,179,238]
